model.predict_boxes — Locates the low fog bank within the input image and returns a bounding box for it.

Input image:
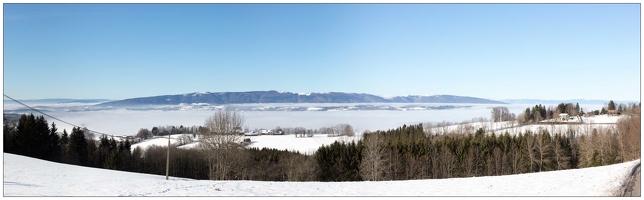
[4,103,607,136]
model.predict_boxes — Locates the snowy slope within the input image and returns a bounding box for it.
[131,134,196,152]
[135,134,359,154]
[431,115,623,136]
[245,134,360,154]
[132,115,623,154]
[3,153,639,196]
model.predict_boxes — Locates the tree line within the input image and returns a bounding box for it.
[318,106,639,181]
[4,105,640,182]
[2,112,320,181]
[520,101,640,123]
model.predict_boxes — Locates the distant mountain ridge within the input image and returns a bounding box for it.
[98,91,506,106]
[6,99,112,104]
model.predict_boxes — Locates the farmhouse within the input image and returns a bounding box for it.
[558,113,570,121]
[244,131,259,136]
[260,129,273,135]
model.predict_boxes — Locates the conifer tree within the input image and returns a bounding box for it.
[4,121,16,153]
[69,127,89,166]
[13,114,34,157]
[60,129,69,162]
[13,114,52,160]
[48,122,61,161]
[608,100,616,111]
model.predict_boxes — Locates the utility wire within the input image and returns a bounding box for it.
[3,94,111,138]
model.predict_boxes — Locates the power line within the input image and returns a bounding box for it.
[4,94,111,138]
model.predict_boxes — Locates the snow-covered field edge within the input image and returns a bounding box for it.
[3,153,640,196]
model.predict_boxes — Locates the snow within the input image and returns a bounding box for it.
[177,142,200,149]
[431,115,625,137]
[130,115,624,155]
[582,115,622,123]
[245,134,359,154]
[131,134,196,152]
[3,153,639,196]
[138,134,359,155]
[306,107,323,111]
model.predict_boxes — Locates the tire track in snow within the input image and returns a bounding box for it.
[621,162,641,197]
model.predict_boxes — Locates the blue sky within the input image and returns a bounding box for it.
[3,4,640,101]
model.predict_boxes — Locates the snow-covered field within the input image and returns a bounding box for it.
[3,153,638,196]
[131,134,196,151]
[430,115,624,137]
[244,134,359,154]
[128,115,623,154]
[132,133,360,155]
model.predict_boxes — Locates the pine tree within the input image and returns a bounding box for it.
[12,114,53,160]
[69,127,89,166]
[87,138,98,167]
[34,116,50,159]
[97,135,110,168]
[13,114,34,157]
[60,129,69,163]
[104,151,119,170]
[524,108,531,123]
[608,100,616,111]
[48,122,61,161]
[4,121,15,153]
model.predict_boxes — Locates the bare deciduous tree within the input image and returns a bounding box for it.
[423,122,434,136]
[616,106,641,161]
[341,124,354,137]
[464,147,478,177]
[493,146,503,175]
[360,132,389,181]
[200,109,246,180]
[294,127,306,138]
[553,134,571,170]
[136,128,151,140]
[491,107,512,122]
[525,132,537,172]
[440,145,456,178]
[535,131,552,172]
[176,134,192,146]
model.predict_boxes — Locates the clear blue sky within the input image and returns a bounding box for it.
[3,4,640,101]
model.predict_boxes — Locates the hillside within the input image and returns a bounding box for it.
[3,153,638,196]
[132,133,358,155]
[499,99,637,105]
[98,91,506,106]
